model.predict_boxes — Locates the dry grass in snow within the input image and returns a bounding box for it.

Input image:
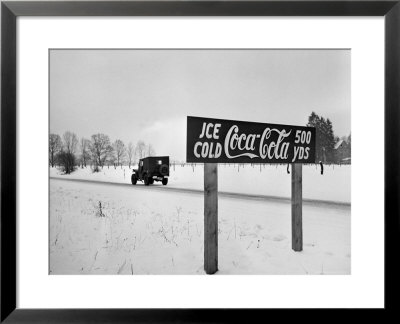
[50,179,350,275]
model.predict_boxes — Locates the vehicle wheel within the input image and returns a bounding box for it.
[131,174,137,185]
[144,174,150,186]
[159,164,169,176]
[149,178,154,185]
[162,178,168,185]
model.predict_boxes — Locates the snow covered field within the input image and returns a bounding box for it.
[50,177,351,275]
[50,163,350,204]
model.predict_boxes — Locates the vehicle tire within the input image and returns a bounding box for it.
[162,178,168,185]
[144,174,150,186]
[131,174,137,185]
[149,178,154,185]
[159,164,169,176]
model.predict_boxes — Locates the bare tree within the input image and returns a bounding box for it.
[127,142,135,168]
[135,140,146,160]
[63,131,78,154]
[56,131,78,174]
[89,133,113,170]
[49,133,62,167]
[80,138,91,167]
[113,139,126,166]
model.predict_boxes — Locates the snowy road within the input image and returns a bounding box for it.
[50,164,351,204]
[49,177,349,208]
[50,178,351,275]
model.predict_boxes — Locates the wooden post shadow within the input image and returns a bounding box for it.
[291,163,303,252]
[204,163,218,274]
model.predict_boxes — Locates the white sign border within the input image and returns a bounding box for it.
[17,17,384,308]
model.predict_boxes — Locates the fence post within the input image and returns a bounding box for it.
[204,163,218,274]
[291,163,303,252]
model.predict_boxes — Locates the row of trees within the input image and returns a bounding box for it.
[50,113,348,173]
[49,131,156,174]
[306,112,351,163]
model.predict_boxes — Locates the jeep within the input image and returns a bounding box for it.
[131,156,169,186]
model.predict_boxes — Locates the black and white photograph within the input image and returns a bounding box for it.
[49,49,351,275]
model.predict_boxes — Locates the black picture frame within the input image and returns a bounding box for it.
[1,0,399,322]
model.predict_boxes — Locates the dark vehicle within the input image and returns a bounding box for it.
[131,156,169,186]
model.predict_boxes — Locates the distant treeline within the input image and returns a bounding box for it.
[307,112,351,164]
[50,113,350,174]
[49,132,156,174]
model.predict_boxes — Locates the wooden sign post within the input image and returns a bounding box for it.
[186,116,315,273]
[204,163,218,274]
[291,163,303,251]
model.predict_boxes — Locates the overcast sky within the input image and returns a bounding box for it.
[50,49,350,161]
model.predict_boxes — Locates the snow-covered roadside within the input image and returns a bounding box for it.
[50,163,351,204]
[50,179,351,275]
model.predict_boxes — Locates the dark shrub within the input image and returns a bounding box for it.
[57,151,76,174]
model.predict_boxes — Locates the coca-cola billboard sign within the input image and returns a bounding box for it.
[186,116,316,164]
